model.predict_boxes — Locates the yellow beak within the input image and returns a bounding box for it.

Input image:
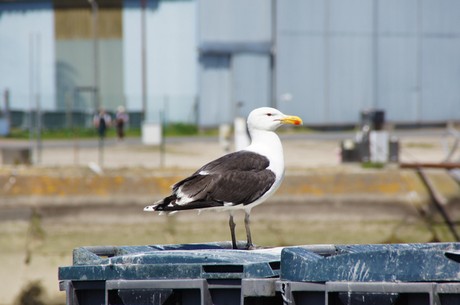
[280,115,303,126]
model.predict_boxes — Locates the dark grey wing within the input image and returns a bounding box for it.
[171,150,270,193]
[154,151,275,211]
[191,150,270,175]
[157,169,275,211]
[206,169,276,205]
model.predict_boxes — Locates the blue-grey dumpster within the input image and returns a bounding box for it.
[59,242,460,305]
[279,243,460,305]
[58,242,283,305]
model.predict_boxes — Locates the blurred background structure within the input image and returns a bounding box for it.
[1,0,460,129]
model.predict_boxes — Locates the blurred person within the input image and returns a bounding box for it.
[93,108,112,139]
[115,105,129,141]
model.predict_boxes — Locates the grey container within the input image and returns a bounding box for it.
[59,242,460,305]
[59,242,283,305]
[279,243,460,305]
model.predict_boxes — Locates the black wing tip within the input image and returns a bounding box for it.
[144,195,177,212]
[144,204,160,211]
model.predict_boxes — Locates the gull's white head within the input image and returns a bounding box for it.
[247,107,303,132]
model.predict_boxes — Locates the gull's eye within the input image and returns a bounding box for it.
[266,113,273,117]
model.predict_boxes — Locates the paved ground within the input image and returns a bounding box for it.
[0,128,457,170]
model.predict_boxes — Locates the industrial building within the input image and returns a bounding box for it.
[1,0,459,127]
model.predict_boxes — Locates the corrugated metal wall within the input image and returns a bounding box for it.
[198,0,272,126]
[2,0,459,126]
[276,0,460,125]
[0,0,56,110]
[54,0,124,112]
[232,53,271,118]
[199,0,460,126]
[123,0,197,123]
[198,54,231,124]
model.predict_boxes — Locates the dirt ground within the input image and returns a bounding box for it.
[1,197,457,304]
[1,129,460,304]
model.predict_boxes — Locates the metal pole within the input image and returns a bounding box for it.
[36,33,42,164]
[88,0,100,111]
[159,109,165,168]
[372,0,379,108]
[69,90,80,165]
[29,33,42,163]
[4,89,11,135]
[88,0,102,167]
[160,96,168,168]
[29,33,35,159]
[270,0,277,108]
[323,0,330,123]
[415,0,422,123]
[141,0,147,122]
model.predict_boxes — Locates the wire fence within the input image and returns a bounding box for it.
[4,94,199,131]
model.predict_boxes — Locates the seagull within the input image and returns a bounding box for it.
[144,107,303,249]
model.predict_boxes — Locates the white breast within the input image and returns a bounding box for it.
[241,129,286,212]
[245,129,285,180]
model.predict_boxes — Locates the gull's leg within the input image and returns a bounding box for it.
[229,213,237,249]
[244,211,254,249]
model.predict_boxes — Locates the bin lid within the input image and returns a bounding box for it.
[59,242,282,281]
[281,242,460,282]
